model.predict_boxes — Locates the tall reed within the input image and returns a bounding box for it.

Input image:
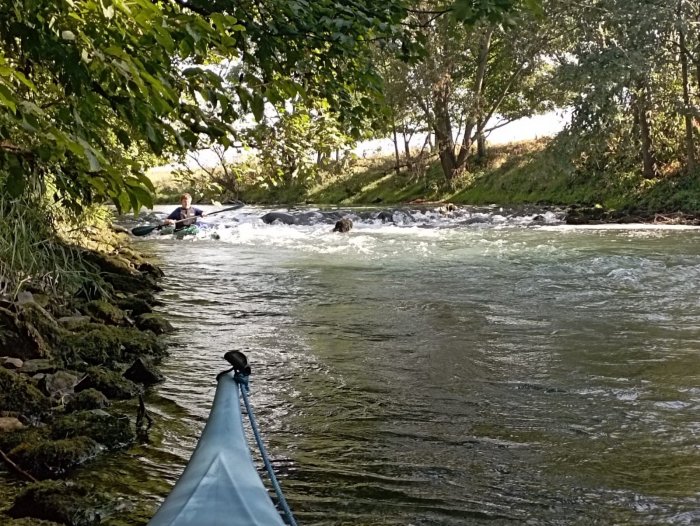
[0,195,101,299]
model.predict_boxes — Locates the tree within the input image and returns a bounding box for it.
[0,0,415,214]
[554,0,700,180]
[385,0,562,183]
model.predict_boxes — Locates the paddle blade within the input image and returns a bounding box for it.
[131,224,159,236]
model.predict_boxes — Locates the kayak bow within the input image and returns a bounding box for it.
[148,367,286,526]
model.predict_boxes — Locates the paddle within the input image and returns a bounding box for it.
[131,202,245,236]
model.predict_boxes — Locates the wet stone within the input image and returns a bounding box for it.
[39,371,79,399]
[75,366,141,400]
[124,357,164,385]
[135,313,174,335]
[0,416,24,432]
[9,436,102,479]
[51,409,134,450]
[8,480,114,526]
[2,356,24,369]
[65,388,110,412]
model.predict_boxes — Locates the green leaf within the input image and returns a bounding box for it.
[88,176,107,194]
[135,171,156,192]
[116,191,131,214]
[251,95,265,121]
[0,83,17,113]
[77,138,102,172]
[128,184,154,209]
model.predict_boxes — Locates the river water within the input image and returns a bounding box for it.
[76,206,700,524]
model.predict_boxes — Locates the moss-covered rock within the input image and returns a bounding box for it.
[134,313,174,335]
[20,359,57,375]
[9,436,101,479]
[7,480,114,526]
[81,300,128,326]
[64,389,109,413]
[114,295,153,316]
[17,302,66,347]
[136,260,165,278]
[0,517,63,525]
[56,315,93,332]
[51,410,134,450]
[0,415,24,432]
[123,357,164,385]
[74,367,141,400]
[102,271,161,295]
[0,426,49,455]
[0,306,51,361]
[59,325,166,368]
[0,368,50,417]
[82,251,135,276]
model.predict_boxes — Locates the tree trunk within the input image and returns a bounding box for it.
[403,129,411,159]
[476,127,487,162]
[635,81,658,179]
[695,15,700,146]
[433,73,460,181]
[457,28,493,167]
[392,123,400,174]
[678,7,696,173]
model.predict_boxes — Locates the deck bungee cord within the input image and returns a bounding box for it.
[148,351,296,526]
[225,351,298,526]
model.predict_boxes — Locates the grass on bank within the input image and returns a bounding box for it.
[147,137,700,213]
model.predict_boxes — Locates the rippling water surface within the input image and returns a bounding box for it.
[93,207,700,524]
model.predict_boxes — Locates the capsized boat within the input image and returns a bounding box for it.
[148,353,288,526]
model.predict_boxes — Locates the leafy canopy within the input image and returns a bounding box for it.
[0,0,540,213]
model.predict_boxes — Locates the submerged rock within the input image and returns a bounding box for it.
[261,211,298,225]
[51,410,134,450]
[9,436,102,479]
[8,480,114,526]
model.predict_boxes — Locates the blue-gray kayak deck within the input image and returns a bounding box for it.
[148,371,285,526]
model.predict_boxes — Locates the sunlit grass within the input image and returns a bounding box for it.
[145,136,700,212]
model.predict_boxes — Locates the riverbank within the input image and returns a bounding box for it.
[0,223,174,525]
[151,137,700,220]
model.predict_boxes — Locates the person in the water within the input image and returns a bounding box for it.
[333,217,353,233]
[164,193,206,230]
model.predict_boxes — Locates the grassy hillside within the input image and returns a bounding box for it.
[148,137,700,214]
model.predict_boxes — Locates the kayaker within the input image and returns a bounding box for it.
[164,193,207,230]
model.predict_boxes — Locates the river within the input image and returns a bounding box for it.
[79,206,700,524]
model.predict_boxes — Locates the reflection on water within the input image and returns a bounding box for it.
[83,210,700,524]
